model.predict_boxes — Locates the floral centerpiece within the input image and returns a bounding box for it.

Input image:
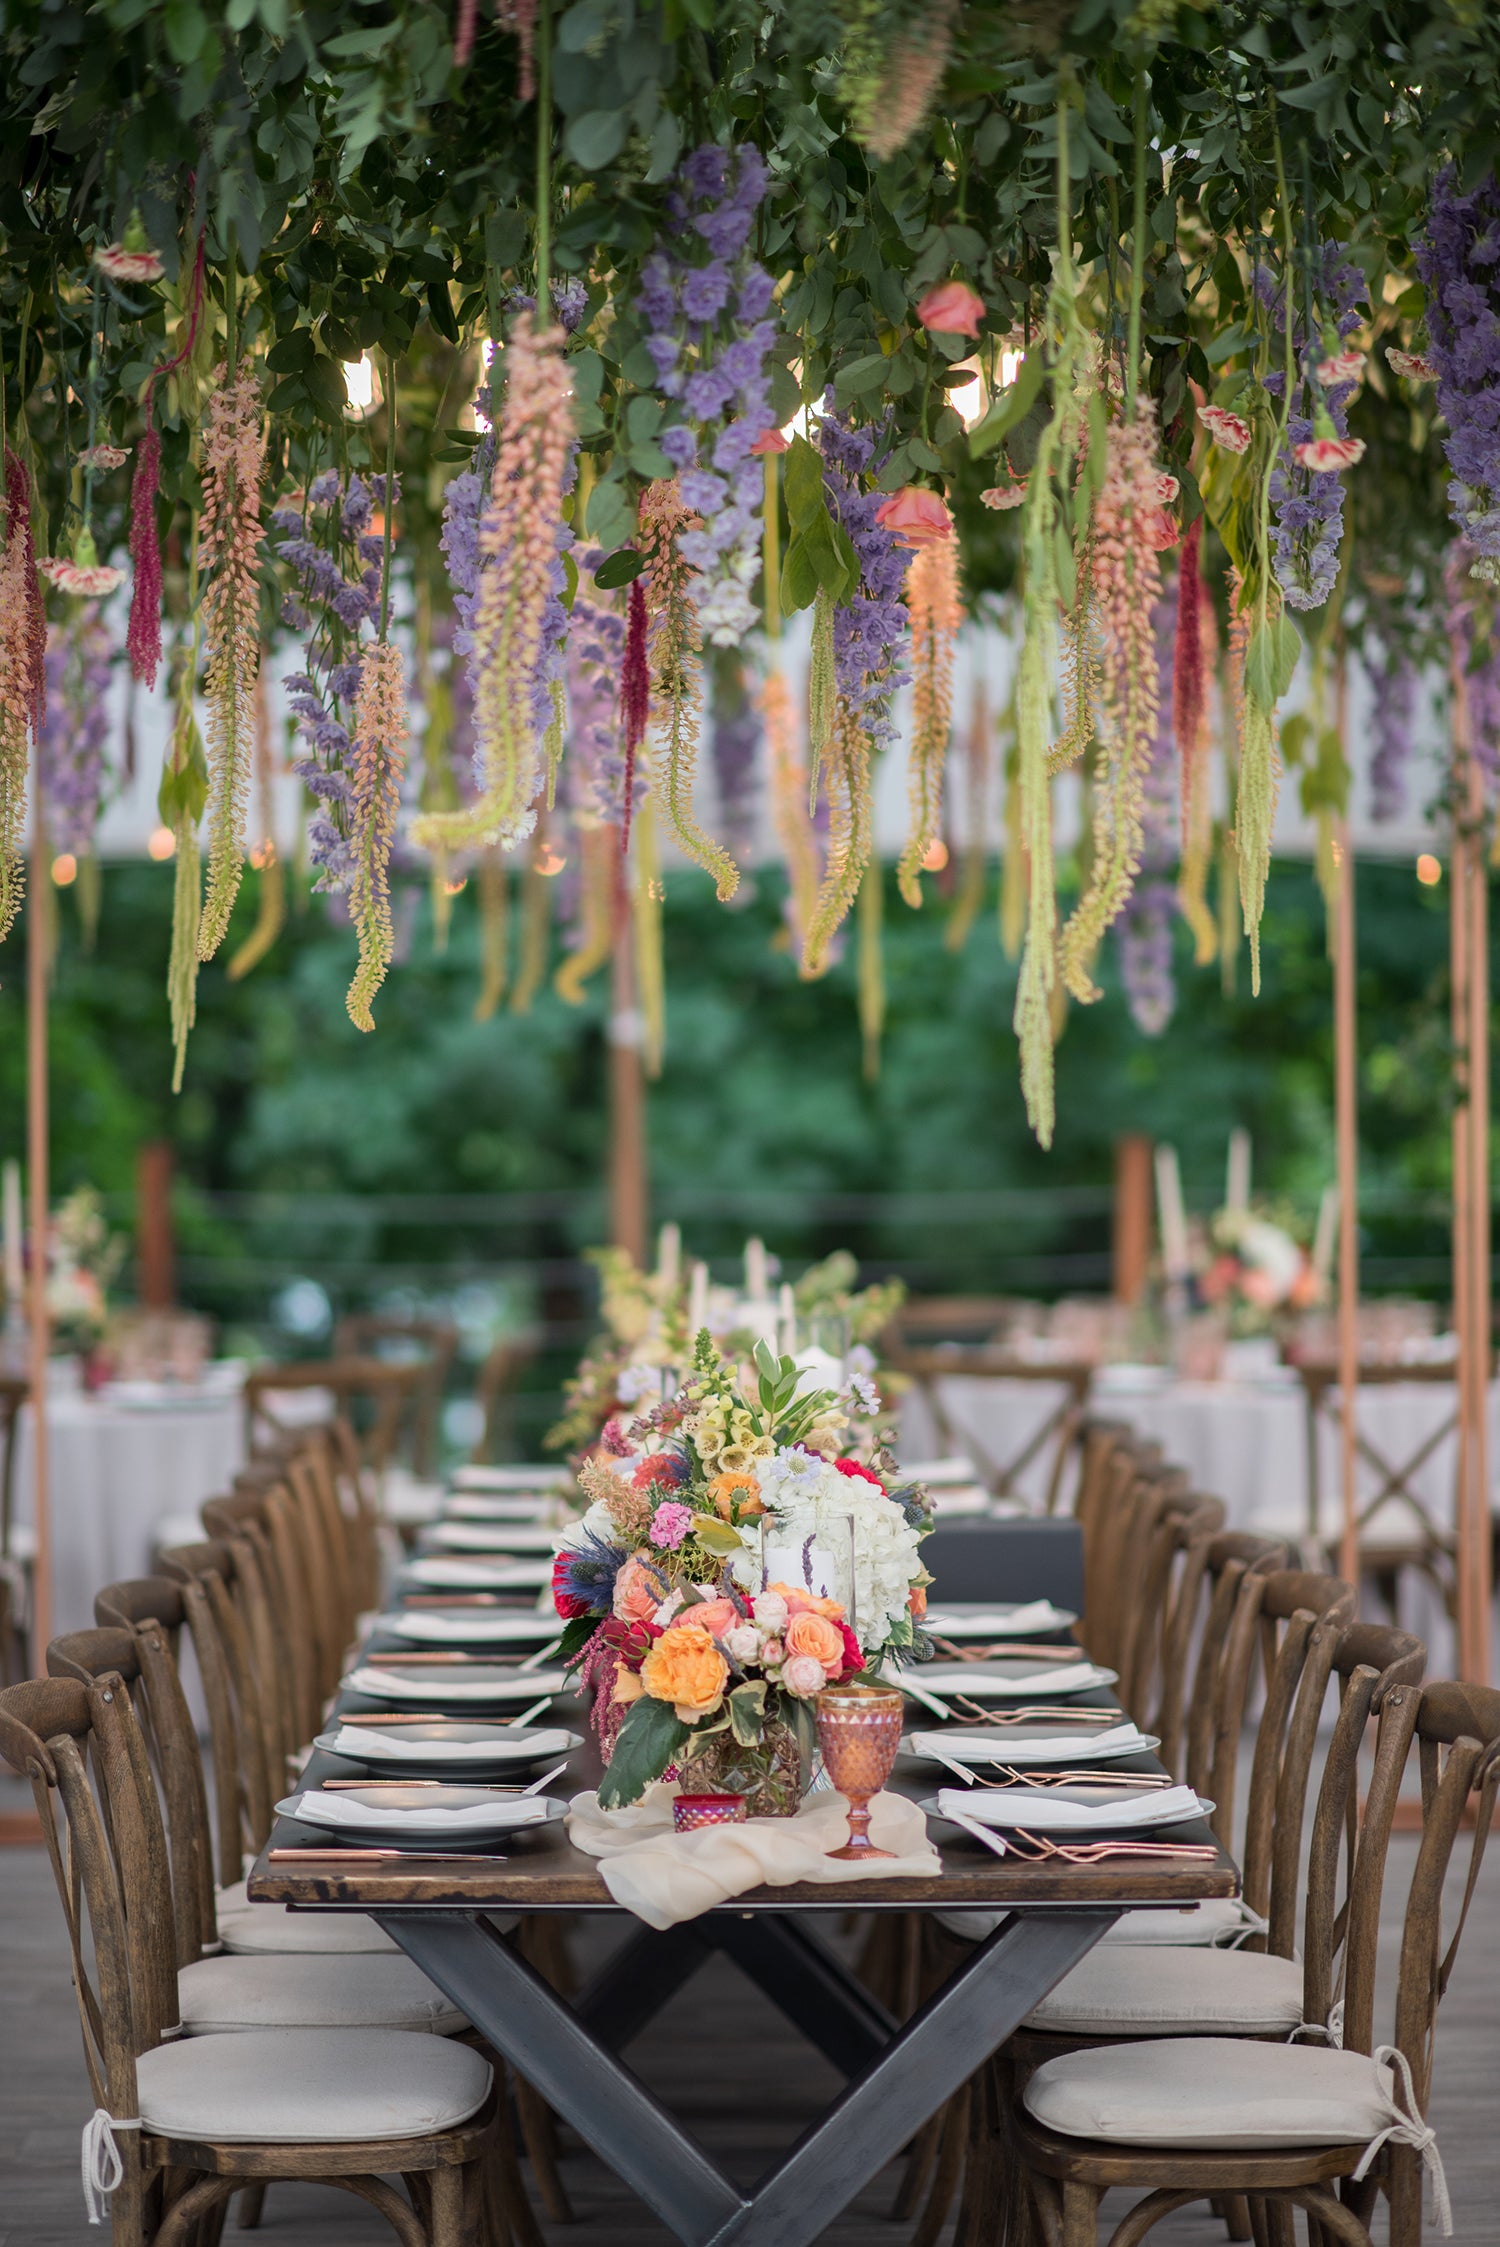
[1198,1204,1323,1336]
[552,1332,931,1813]
[46,1186,126,1358]
[546,1246,691,1454]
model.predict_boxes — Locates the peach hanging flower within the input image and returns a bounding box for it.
[345,637,409,1032]
[898,533,962,905]
[37,554,124,597]
[1315,350,1365,386]
[916,281,985,337]
[94,244,164,283]
[1293,434,1366,472]
[874,486,951,547]
[1386,347,1436,382]
[76,444,129,474]
[749,427,789,456]
[980,480,1027,511]
[196,362,266,962]
[640,1621,729,1721]
[1197,404,1252,454]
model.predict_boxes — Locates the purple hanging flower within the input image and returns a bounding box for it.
[818,399,914,745]
[709,652,761,892]
[1367,644,1419,822]
[1254,246,1366,611]
[635,143,781,644]
[1446,545,1500,786]
[38,612,114,856]
[566,550,641,829]
[1115,588,1179,1035]
[1416,169,1500,576]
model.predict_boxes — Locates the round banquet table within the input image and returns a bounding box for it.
[11,1368,247,1638]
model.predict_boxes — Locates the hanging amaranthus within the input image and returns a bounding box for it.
[633,794,666,1076]
[126,427,163,688]
[0,456,40,943]
[898,534,961,906]
[639,478,737,900]
[807,586,836,815]
[619,579,650,854]
[474,850,509,1021]
[415,314,573,858]
[1177,564,1220,967]
[556,821,615,1004]
[761,665,820,958]
[196,362,265,961]
[946,678,990,954]
[227,667,285,982]
[510,828,552,1013]
[804,698,873,976]
[159,605,207,1093]
[858,857,883,1082]
[846,0,956,162]
[1173,516,1207,845]
[1059,398,1163,1003]
[345,639,408,1031]
[5,449,46,739]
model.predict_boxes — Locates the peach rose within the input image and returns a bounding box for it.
[708,1470,763,1520]
[767,1580,846,1622]
[613,1555,665,1626]
[782,1653,827,1698]
[750,426,789,454]
[640,1623,729,1720]
[908,1582,928,1620]
[613,1666,644,1704]
[916,280,985,337]
[874,487,951,548]
[685,1596,741,1640]
[784,1609,847,1680]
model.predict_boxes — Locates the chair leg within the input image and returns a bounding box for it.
[1062,2180,1100,2247]
[491,2064,546,2247]
[913,2082,970,2247]
[1217,2194,1252,2242]
[512,2066,573,2223]
[429,2163,471,2247]
[235,2183,266,2230]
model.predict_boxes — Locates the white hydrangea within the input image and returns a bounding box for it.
[748,1446,922,1654]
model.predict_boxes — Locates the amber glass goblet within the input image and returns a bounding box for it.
[816,1684,906,1860]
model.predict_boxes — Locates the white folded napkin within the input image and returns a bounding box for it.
[909,1722,1146,1767]
[925,1602,1072,1638]
[936,1783,1202,1834]
[566,1784,940,1929]
[290,1790,553,1833]
[344,1665,570,1703]
[452,1464,568,1492]
[402,1556,552,1590]
[380,1612,560,1646]
[918,1660,1101,1697]
[444,1494,558,1522]
[330,1725,574,1764]
[428,1521,562,1553]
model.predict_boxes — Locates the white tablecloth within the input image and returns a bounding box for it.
[13,1381,246,1638]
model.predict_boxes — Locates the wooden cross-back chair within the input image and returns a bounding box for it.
[0,1673,497,2247]
[467,1334,540,1467]
[335,1314,459,1478]
[0,1372,31,1684]
[1076,1447,1177,1677]
[1116,1487,1227,1736]
[157,1536,283,1875]
[1010,1670,1496,2247]
[204,1482,336,1742]
[244,1356,424,1481]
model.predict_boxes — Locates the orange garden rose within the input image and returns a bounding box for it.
[708,1469,763,1519]
[640,1622,730,1720]
[685,1596,741,1640]
[783,1609,847,1679]
[908,1582,928,1620]
[614,1555,666,1625]
[612,1666,644,1704]
[767,1579,845,1621]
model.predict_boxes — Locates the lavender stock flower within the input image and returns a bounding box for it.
[1417,169,1500,576]
[708,650,761,889]
[818,399,913,744]
[39,612,113,855]
[1255,246,1366,611]
[1367,644,1418,821]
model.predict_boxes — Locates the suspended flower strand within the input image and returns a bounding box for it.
[346,639,409,1031]
[639,478,737,899]
[897,530,961,907]
[196,362,266,960]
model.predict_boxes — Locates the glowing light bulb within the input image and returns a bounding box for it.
[1416,853,1442,887]
[948,367,985,428]
[343,355,377,417]
[921,837,950,872]
[147,826,176,861]
[51,853,77,887]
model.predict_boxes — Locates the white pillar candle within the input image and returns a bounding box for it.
[745,1236,768,1300]
[778,1282,796,1354]
[762,1538,840,1601]
[656,1221,680,1288]
[687,1260,709,1338]
[1226,1127,1251,1214]
[2,1160,21,1314]
[1154,1143,1190,1282]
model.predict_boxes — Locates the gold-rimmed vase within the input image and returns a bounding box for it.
[816,1683,906,1860]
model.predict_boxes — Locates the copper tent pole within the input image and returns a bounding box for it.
[1463,674,1492,1681]
[1333,785,1360,1592]
[26,740,50,1673]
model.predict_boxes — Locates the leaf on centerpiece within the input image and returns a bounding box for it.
[596,1694,690,1809]
[689,1515,749,1558]
[727,1680,768,1745]
[556,1613,602,1665]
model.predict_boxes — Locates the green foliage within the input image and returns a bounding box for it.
[595,1691,690,1808]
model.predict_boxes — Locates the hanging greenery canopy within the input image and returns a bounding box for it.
[1,0,1497,1138]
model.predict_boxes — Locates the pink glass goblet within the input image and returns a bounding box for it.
[816,1684,906,1860]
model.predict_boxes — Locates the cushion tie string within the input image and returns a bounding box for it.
[1288,1998,1345,2049]
[1219,1902,1271,1948]
[1351,2045,1451,2238]
[81,2110,141,2225]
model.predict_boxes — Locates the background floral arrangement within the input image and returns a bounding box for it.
[1,2,1497,1136]
[1197,1203,1324,1336]
[551,1332,931,1809]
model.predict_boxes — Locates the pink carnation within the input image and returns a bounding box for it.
[1386,347,1436,382]
[1154,472,1180,504]
[980,481,1027,511]
[36,557,125,597]
[1197,404,1252,454]
[94,245,164,283]
[649,1500,693,1550]
[77,444,129,473]
[1293,435,1366,473]
[1315,351,1365,386]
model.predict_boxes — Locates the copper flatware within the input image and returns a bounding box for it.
[977,1767,1174,1790]
[362,1651,529,1668]
[947,1703,1128,1726]
[931,1638,1083,1663]
[1008,1828,1219,1864]
[399,1594,505,1608]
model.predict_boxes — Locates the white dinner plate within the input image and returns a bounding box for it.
[400,1556,555,1592]
[424,1521,563,1554]
[444,1493,560,1522]
[452,1464,570,1492]
[924,1602,1079,1639]
[377,1609,562,1647]
[927,1782,1213,1836]
[910,1659,1117,1702]
[343,1663,570,1706]
[902,1721,1158,1771]
[315,1723,580,1779]
[278,1784,566,1850]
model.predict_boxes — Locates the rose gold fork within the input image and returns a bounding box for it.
[976,1767,1174,1790]
[1008,1827,1219,1864]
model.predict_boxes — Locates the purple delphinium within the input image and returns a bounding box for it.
[566,550,641,829]
[708,650,761,894]
[1254,245,1366,611]
[273,472,399,892]
[1115,587,1179,1036]
[39,612,113,856]
[817,398,914,744]
[1367,644,1419,822]
[1446,544,1500,785]
[505,278,590,334]
[637,143,781,643]
[1417,169,1500,575]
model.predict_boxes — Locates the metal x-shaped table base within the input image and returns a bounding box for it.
[378,1904,1118,2247]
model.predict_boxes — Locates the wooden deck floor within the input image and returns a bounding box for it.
[4,1832,1499,2246]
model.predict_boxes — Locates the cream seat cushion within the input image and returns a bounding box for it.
[1025,2037,1396,2149]
[1023,1947,1305,2037]
[137,2027,490,2142]
[940,1898,1259,1949]
[216,1882,399,1955]
[179,1955,468,2036]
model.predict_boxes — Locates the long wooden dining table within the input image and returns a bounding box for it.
[250,1613,1238,2247]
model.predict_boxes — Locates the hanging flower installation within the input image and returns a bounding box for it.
[897,530,961,908]
[346,639,409,1031]
[196,361,266,960]
[38,611,114,861]
[1257,245,1367,612]
[1417,168,1500,577]
[1116,588,1180,1036]
[638,476,738,899]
